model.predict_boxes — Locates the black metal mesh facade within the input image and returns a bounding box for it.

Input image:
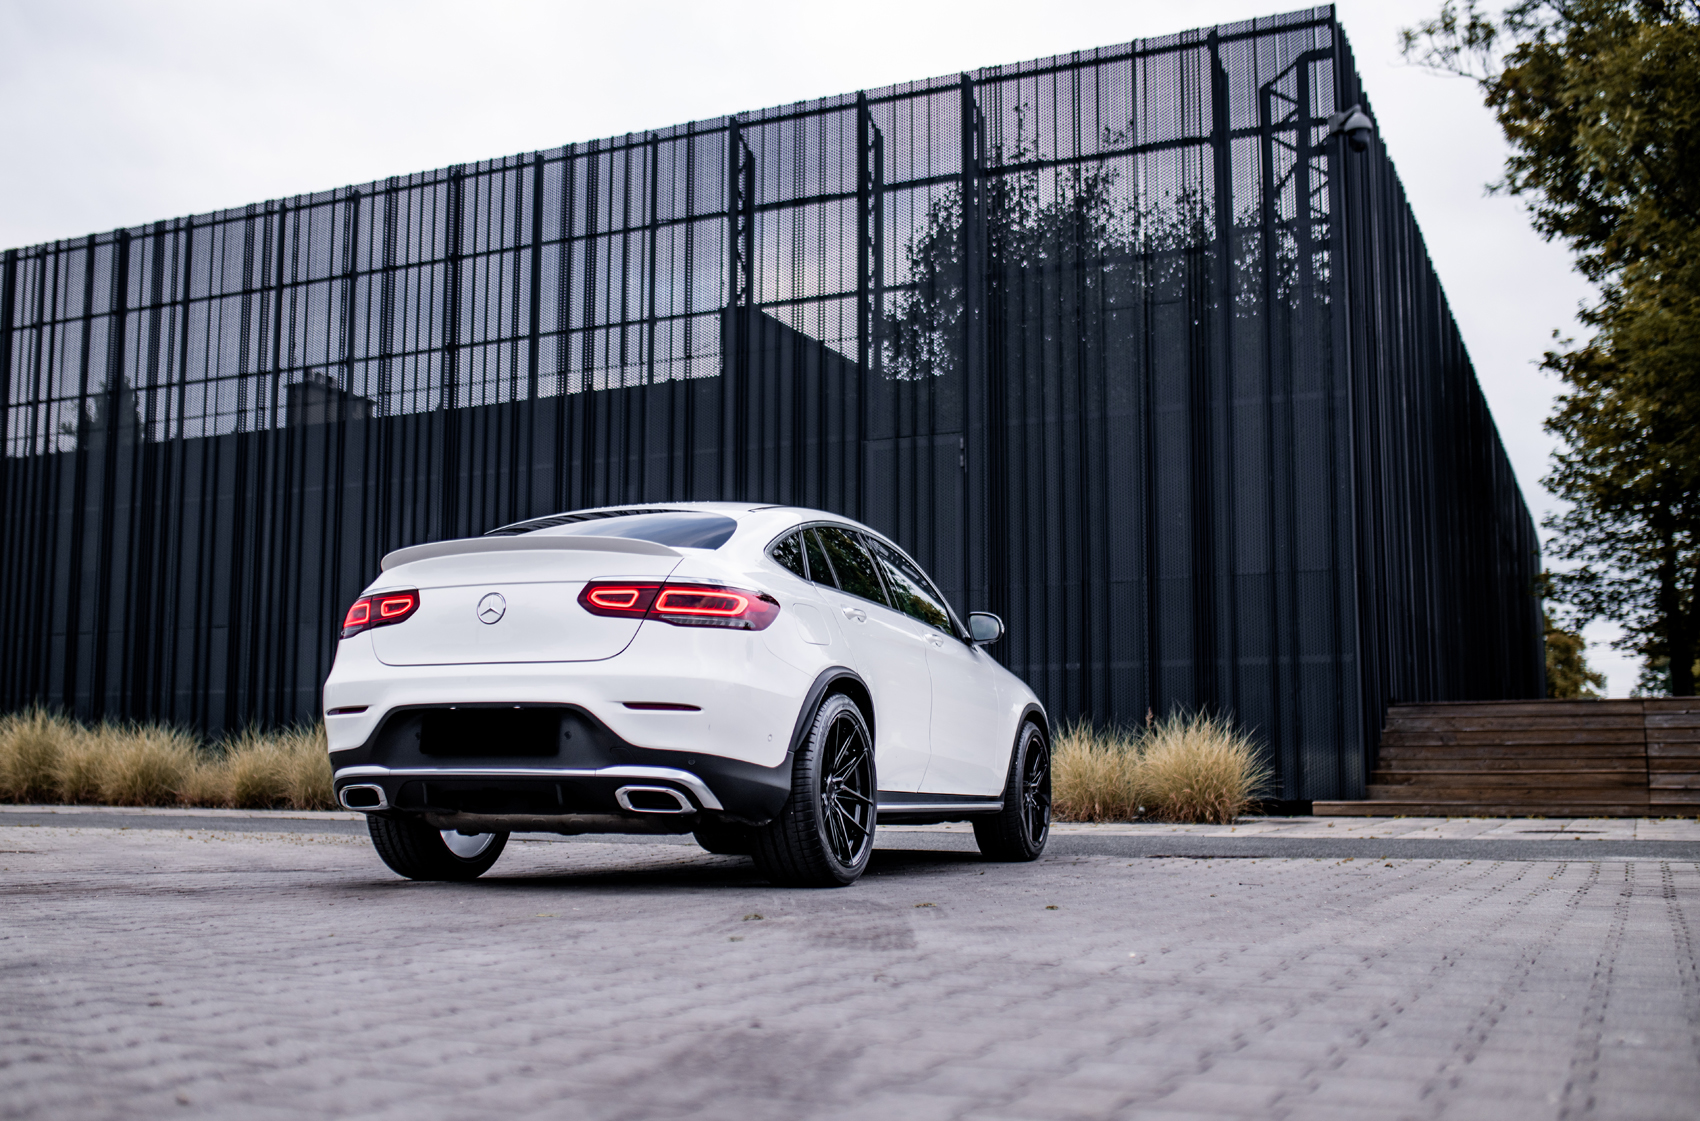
[0,7,1541,799]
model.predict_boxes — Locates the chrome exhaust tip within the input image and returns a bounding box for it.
[614,785,695,814]
[338,784,389,811]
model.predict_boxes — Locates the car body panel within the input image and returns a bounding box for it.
[369,548,681,666]
[323,501,1045,823]
[804,571,932,792]
[755,567,852,674]
[921,635,1012,795]
[327,621,804,770]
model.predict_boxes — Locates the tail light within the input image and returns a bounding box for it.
[578,581,780,631]
[341,589,420,638]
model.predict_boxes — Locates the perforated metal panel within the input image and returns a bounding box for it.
[0,8,1542,799]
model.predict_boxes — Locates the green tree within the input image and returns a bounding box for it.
[1637,654,1700,694]
[1404,1,1700,695]
[1543,610,1606,697]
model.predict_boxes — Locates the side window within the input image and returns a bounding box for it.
[813,526,888,606]
[803,529,835,589]
[770,533,807,579]
[865,537,953,630]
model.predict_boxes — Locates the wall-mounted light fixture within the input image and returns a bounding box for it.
[1327,104,1375,152]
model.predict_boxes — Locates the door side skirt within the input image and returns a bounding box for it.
[876,790,1002,823]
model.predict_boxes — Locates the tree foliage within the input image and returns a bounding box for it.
[1405,1,1700,695]
[1543,610,1606,697]
[885,161,1147,383]
[884,144,1265,386]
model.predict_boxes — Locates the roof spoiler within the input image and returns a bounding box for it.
[380,535,681,571]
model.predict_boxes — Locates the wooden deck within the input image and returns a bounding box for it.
[1313,698,1700,817]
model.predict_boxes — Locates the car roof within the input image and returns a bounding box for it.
[489,502,878,537]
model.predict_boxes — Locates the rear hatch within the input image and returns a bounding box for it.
[369,542,681,666]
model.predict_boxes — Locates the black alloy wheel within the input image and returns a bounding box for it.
[367,814,509,881]
[973,721,1051,861]
[752,693,877,887]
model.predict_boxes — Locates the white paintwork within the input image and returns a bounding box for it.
[805,577,933,792]
[790,603,831,646]
[922,633,1012,796]
[369,549,679,666]
[322,502,1045,799]
[381,534,679,570]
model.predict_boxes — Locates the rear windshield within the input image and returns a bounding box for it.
[494,510,738,550]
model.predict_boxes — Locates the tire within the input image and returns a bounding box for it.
[973,721,1051,861]
[751,693,877,887]
[367,815,509,881]
[692,822,755,856]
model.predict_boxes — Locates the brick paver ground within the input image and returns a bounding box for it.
[2,825,1697,1120]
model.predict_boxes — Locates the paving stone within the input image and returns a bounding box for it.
[0,825,1696,1121]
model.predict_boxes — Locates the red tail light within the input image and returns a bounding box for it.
[341,589,419,638]
[343,600,371,630]
[578,581,780,631]
[581,583,660,617]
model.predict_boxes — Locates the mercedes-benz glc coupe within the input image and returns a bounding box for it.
[324,503,1051,887]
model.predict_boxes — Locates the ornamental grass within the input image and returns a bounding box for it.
[1052,710,1272,825]
[5,702,1267,823]
[0,706,335,810]
[1051,721,1143,822]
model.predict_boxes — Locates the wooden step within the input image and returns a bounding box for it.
[1381,729,1646,746]
[1387,700,1645,718]
[1367,790,1645,808]
[1318,699,1700,818]
[1375,749,1646,766]
[1385,714,1646,733]
[1368,773,1647,792]
[1645,704,1700,807]
[1314,800,1652,818]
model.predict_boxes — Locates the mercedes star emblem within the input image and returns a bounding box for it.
[476,592,507,625]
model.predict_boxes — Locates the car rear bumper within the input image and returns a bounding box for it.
[330,702,793,830]
[322,626,811,770]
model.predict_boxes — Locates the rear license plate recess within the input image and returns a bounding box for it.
[419,707,561,757]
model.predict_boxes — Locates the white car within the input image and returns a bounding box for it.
[323,503,1051,887]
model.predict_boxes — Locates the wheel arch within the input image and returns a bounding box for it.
[788,666,874,757]
[1004,703,1050,777]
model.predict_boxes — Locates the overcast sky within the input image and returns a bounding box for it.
[0,0,1631,691]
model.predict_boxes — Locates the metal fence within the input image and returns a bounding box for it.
[0,5,1542,800]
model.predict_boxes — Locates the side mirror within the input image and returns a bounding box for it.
[968,612,1004,645]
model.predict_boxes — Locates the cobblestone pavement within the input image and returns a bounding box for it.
[6,806,1699,854]
[2,826,1697,1121]
[8,805,1700,840]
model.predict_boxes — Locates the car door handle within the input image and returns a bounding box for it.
[841,606,867,623]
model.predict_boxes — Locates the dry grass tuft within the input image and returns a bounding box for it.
[1051,721,1142,822]
[54,730,108,804]
[216,725,333,810]
[178,751,234,808]
[225,727,290,808]
[278,725,335,810]
[1053,710,1272,825]
[1135,711,1272,825]
[0,709,335,810]
[94,723,200,806]
[0,707,79,802]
